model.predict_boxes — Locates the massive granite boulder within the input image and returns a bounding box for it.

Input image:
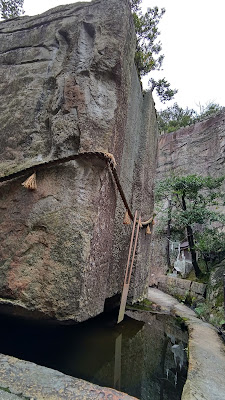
[0,0,158,322]
[150,110,225,285]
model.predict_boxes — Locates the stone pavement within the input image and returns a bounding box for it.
[148,288,225,400]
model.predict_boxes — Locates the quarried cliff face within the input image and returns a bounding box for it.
[0,0,158,322]
[150,110,225,285]
[157,109,225,179]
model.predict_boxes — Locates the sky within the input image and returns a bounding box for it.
[23,0,225,111]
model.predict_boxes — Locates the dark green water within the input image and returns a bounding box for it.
[0,310,188,399]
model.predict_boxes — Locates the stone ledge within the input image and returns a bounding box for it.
[0,354,137,400]
[0,391,20,400]
[157,275,206,301]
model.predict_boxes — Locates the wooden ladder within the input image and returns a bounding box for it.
[117,210,141,324]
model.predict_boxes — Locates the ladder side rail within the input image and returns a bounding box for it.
[126,216,141,285]
[117,212,140,324]
[122,210,138,287]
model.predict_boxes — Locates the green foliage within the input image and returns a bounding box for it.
[187,267,210,284]
[130,0,177,102]
[157,103,196,133]
[0,0,24,19]
[195,102,223,122]
[158,102,223,134]
[156,175,225,227]
[156,174,224,202]
[149,78,178,104]
[175,316,188,331]
[0,387,13,394]
[194,303,208,317]
[131,2,165,76]
[174,292,196,307]
[195,229,225,261]
[194,301,225,328]
[155,174,225,273]
[127,298,153,311]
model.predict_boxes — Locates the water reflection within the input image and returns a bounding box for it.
[114,333,122,391]
[0,311,188,399]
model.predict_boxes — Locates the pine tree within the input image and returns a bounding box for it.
[0,0,24,20]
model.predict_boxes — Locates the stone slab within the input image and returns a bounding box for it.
[0,354,137,400]
[157,276,206,301]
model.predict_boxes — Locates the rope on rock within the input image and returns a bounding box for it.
[0,151,154,229]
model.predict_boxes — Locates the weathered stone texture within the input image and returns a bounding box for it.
[150,110,225,285]
[204,259,225,324]
[157,276,206,301]
[0,0,157,321]
[108,73,158,302]
[0,160,116,321]
[0,0,135,174]
[0,354,137,400]
[157,109,225,179]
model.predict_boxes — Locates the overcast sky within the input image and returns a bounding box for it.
[23,0,225,111]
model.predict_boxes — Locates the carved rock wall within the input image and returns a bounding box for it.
[150,110,225,285]
[157,110,225,179]
[0,0,158,321]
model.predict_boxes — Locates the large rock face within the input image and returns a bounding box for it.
[150,110,225,285]
[157,110,225,179]
[0,0,158,321]
[0,0,135,171]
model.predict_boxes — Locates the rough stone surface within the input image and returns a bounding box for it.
[108,81,158,302]
[207,259,225,306]
[0,391,19,400]
[157,110,225,179]
[0,0,158,321]
[0,354,137,400]
[148,288,225,400]
[157,276,206,301]
[203,259,225,325]
[150,110,225,286]
[0,0,135,174]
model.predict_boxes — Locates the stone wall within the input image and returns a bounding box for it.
[150,110,225,285]
[0,0,158,321]
[157,276,206,302]
[157,109,225,179]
